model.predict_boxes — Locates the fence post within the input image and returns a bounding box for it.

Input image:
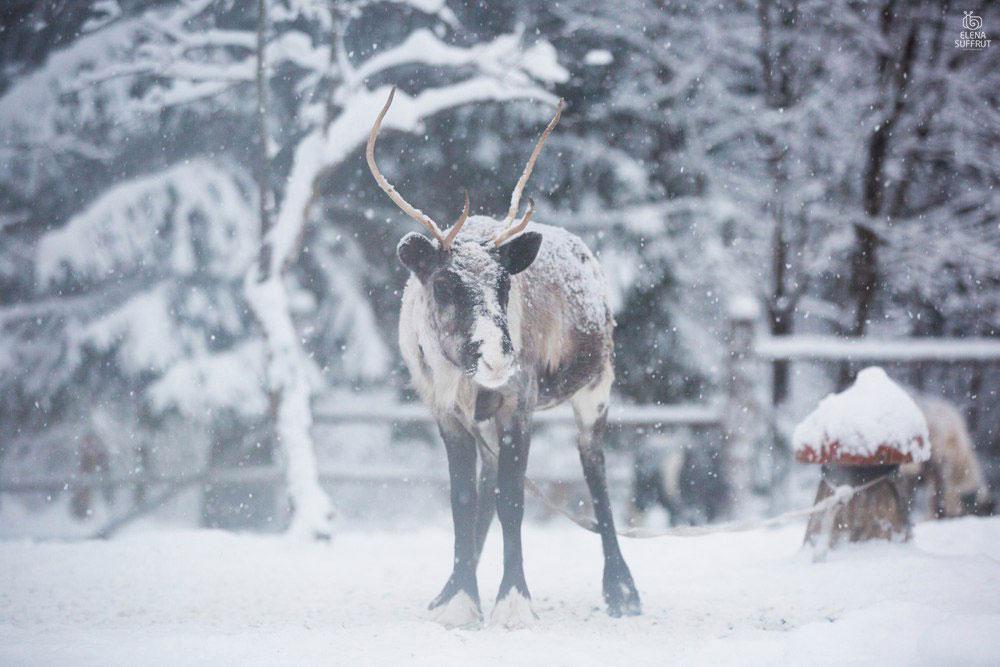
[722,295,762,517]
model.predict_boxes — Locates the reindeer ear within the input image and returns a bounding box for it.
[497,231,542,275]
[397,233,440,279]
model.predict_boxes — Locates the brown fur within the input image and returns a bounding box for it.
[899,398,994,518]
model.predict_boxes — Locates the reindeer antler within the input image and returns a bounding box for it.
[494,98,564,246]
[443,190,470,247]
[367,87,468,250]
[493,199,535,246]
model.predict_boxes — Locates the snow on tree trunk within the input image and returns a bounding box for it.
[245,275,332,539]
[243,99,345,542]
[245,0,333,540]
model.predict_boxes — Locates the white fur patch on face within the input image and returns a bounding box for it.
[488,591,537,630]
[400,278,464,411]
[471,314,514,389]
[428,591,482,629]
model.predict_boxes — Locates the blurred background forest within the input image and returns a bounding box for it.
[1,0,998,536]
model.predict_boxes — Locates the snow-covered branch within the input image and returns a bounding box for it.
[36,160,256,286]
[264,78,561,279]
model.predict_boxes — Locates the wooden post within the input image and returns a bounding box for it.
[722,296,762,517]
[804,464,910,557]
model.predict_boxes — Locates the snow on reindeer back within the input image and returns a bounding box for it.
[527,221,611,330]
[793,367,930,466]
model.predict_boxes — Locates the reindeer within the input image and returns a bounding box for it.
[367,88,640,628]
[899,398,995,519]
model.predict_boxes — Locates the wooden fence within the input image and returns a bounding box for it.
[0,404,724,495]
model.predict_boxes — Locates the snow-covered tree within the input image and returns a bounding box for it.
[1,159,261,502]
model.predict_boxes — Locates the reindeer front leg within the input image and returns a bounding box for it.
[490,411,537,628]
[428,416,482,627]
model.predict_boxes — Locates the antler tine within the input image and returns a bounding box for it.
[366,87,447,246]
[502,98,565,225]
[442,190,470,248]
[494,198,535,247]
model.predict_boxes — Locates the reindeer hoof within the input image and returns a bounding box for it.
[489,590,537,629]
[606,593,642,618]
[428,591,482,629]
[604,568,642,617]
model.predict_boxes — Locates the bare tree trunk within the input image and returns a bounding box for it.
[847,225,880,338]
[757,0,801,405]
[767,212,795,404]
[256,0,273,277]
[888,0,949,220]
[245,0,333,540]
[840,3,918,387]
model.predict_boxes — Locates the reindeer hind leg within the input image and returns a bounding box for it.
[571,365,641,617]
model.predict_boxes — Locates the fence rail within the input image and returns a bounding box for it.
[2,403,716,495]
[313,401,723,426]
[754,335,1000,362]
[0,465,635,495]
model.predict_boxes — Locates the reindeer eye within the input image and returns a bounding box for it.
[497,274,510,309]
[433,272,461,305]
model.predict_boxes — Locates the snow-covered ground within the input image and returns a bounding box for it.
[3,518,999,665]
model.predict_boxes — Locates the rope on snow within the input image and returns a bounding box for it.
[521,464,889,540]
